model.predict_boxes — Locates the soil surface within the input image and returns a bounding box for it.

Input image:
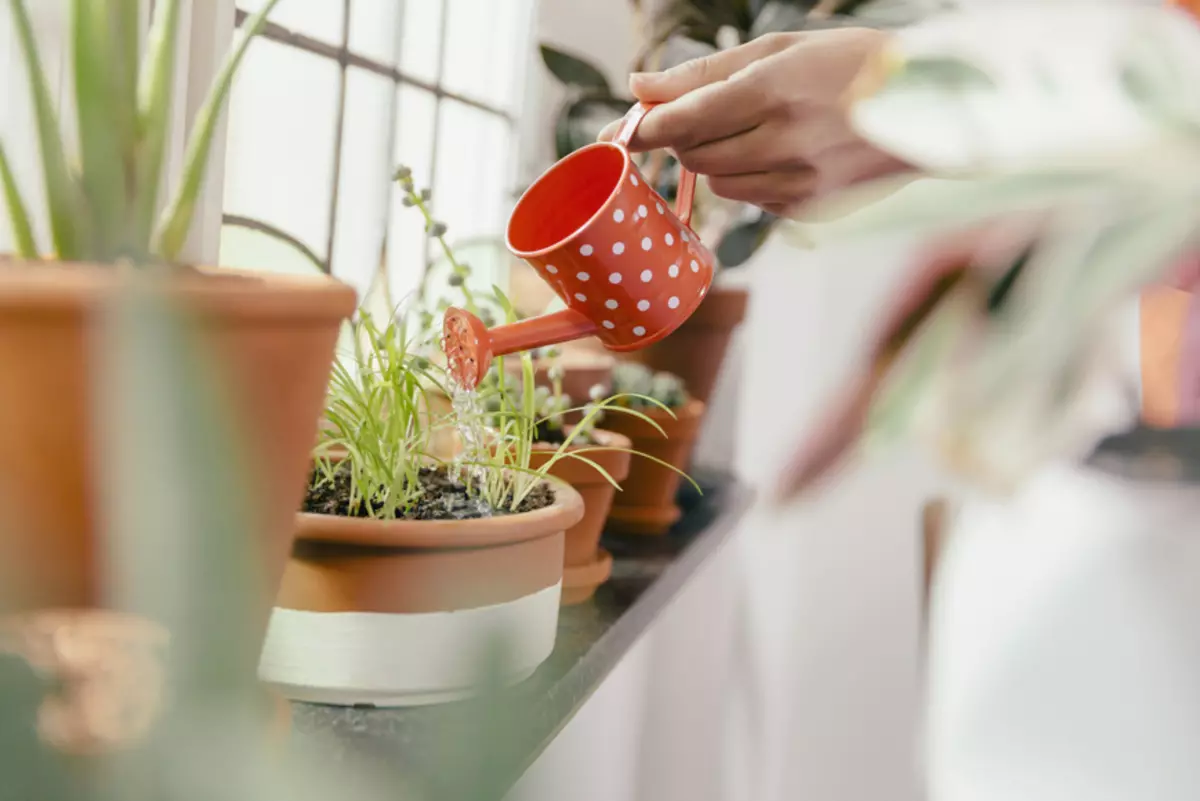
[304,463,554,520]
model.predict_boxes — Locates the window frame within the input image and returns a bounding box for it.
[179,0,528,289]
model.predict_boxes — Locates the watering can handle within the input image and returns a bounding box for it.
[612,103,697,228]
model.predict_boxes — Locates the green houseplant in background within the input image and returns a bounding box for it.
[539,1,948,410]
[601,362,707,535]
[0,0,356,667]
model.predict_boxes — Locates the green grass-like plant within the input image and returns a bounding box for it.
[461,291,700,513]
[1,0,281,263]
[313,309,447,519]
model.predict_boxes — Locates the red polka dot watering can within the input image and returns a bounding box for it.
[444,103,715,389]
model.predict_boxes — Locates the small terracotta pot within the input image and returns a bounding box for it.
[0,262,354,660]
[259,479,584,707]
[529,429,631,604]
[1140,285,1195,427]
[624,284,748,405]
[601,399,706,536]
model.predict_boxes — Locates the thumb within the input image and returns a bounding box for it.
[630,34,794,102]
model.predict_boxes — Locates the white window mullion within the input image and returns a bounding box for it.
[167,0,237,266]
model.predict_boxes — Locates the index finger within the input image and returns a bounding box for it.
[605,67,774,154]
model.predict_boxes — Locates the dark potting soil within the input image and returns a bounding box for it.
[303,463,555,521]
[534,422,570,446]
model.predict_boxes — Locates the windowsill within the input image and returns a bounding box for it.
[287,466,754,797]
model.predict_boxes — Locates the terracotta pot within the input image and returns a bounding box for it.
[529,429,631,604]
[1140,285,1196,427]
[258,479,584,706]
[601,399,706,535]
[0,262,354,646]
[624,284,748,404]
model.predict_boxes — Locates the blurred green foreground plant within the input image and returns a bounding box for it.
[778,5,1200,496]
[1,0,281,263]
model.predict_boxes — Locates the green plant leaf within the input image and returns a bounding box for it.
[715,212,777,268]
[539,44,612,93]
[73,0,127,258]
[155,0,283,259]
[0,143,38,258]
[8,0,83,259]
[556,95,631,159]
[135,0,183,250]
[882,56,997,93]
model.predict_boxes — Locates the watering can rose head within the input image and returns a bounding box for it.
[444,103,715,389]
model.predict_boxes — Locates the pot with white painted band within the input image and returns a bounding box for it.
[257,478,583,707]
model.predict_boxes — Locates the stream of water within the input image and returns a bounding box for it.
[448,380,495,517]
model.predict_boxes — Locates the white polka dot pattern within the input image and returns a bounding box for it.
[512,159,712,357]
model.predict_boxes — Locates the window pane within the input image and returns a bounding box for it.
[222,39,340,259]
[387,86,438,305]
[331,68,395,303]
[432,100,513,244]
[398,0,443,85]
[219,222,324,276]
[441,0,533,111]
[349,0,400,65]
[237,0,344,44]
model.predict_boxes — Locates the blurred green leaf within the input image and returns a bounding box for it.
[156,0,283,259]
[7,0,84,259]
[0,143,38,258]
[539,44,612,92]
[73,0,128,259]
[715,212,777,268]
[555,96,630,159]
[134,0,183,250]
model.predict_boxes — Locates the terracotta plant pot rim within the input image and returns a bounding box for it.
[0,261,355,319]
[296,475,584,549]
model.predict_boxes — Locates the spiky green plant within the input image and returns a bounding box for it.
[609,361,690,410]
[0,0,281,263]
[314,309,448,519]
[459,289,699,512]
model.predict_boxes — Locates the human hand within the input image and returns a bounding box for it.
[599,30,911,216]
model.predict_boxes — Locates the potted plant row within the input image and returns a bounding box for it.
[0,0,355,671]
[258,191,699,704]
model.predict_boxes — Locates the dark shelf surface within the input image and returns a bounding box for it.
[289,467,753,799]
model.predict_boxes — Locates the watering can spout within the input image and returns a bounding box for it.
[442,102,713,390]
[443,307,598,389]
